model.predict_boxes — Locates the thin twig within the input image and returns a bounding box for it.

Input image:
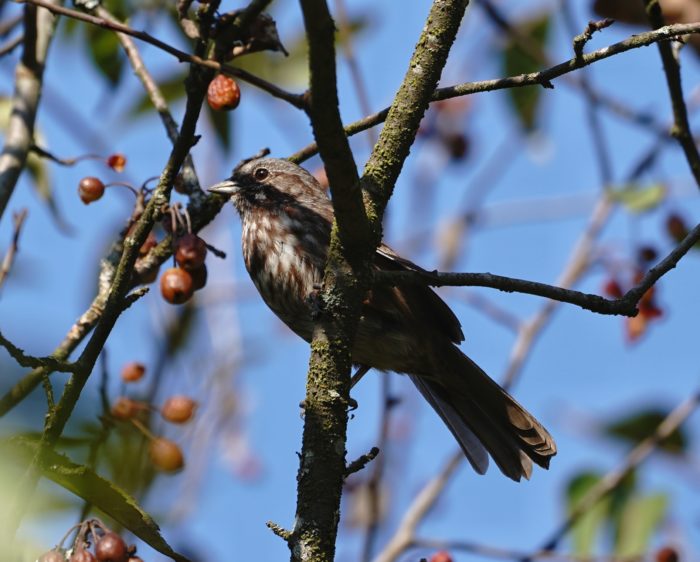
[376,215,700,317]
[0,208,28,289]
[18,0,306,110]
[289,21,700,163]
[645,0,700,188]
[373,451,463,562]
[534,390,700,554]
[0,330,76,372]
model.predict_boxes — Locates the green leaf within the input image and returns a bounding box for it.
[605,408,687,454]
[128,71,189,116]
[610,183,667,213]
[205,102,232,150]
[0,437,190,562]
[614,493,667,557]
[566,471,609,556]
[231,14,370,87]
[86,26,124,85]
[501,14,551,131]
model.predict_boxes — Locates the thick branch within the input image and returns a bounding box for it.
[0,0,58,222]
[288,1,366,560]
[290,21,700,163]
[361,0,470,239]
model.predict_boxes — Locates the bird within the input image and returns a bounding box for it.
[208,157,556,481]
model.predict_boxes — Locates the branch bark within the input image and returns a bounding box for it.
[0,0,59,222]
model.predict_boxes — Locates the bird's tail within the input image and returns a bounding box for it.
[408,348,556,481]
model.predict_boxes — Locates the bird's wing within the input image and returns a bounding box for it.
[374,245,465,344]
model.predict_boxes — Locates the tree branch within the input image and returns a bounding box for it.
[644,0,700,188]
[289,21,700,163]
[375,215,700,317]
[0,0,59,223]
[18,0,306,110]
[0,208,28,290]
[361,0,470,239]
[288,0,366,559]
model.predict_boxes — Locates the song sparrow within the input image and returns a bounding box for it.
[209,157,556,481]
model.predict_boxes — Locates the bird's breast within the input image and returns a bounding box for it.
[241,211,324,341]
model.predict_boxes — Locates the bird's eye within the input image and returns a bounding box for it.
[254,168,269,181]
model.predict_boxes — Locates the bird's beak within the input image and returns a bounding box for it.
[207,179,239,196]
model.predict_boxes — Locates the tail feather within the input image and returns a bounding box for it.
[409,349,556,481]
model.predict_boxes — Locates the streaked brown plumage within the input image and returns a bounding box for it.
[209,157,556,481]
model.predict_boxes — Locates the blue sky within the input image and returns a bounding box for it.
[1,1,699,561]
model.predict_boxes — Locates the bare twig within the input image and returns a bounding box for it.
[18,0,306,110]
[0,35,23,57]
[373,451,463,562]
[535,390,700,554]
[0,208,27,289]
[345,446,380,478]
[645,0,700,188]
[289,21,700,163]
[0,330,76,372]
[572,18,615,61]
[376,213,700,317]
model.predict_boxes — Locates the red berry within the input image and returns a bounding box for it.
[106,153,127,172]
[442,132,469,160]
[638,245,658,263]
[94,532,128,562]
[603,278,624,298]
[666,213,689,243]
[39,551,66,562]
[161,396,197,424]
[160,268,194,304]
[139,231,158,256]
[149,437,185,472]
[175,233,208,270]
[656,547,679,562]
[70,548,97,562]
[430,551,453,562]
[111,397,140,421]
[78,177,105,204]
[121,362,146,383]
[207,74,241,111]
[189,263,208,291]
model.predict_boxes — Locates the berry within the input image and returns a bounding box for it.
[106,153,127,172]
[94,532,128,562]
[70,548,97,562]
[175,234,208,270]
[430,551,453,562]
[78,177,105,204]
[666,213,689,243]
[656,547,679,562]
[638,245,658,263]
[161,396,197,424]
[39,551,66,562]
[207,74,241,111]
[189,263,208,291]
[121,362,146,383]
[442,132,469,160]
[160,268,194,304]
[139,231,158,256]
[111,397,140,421]
[603,278,624,299]
[149,437,185,472]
